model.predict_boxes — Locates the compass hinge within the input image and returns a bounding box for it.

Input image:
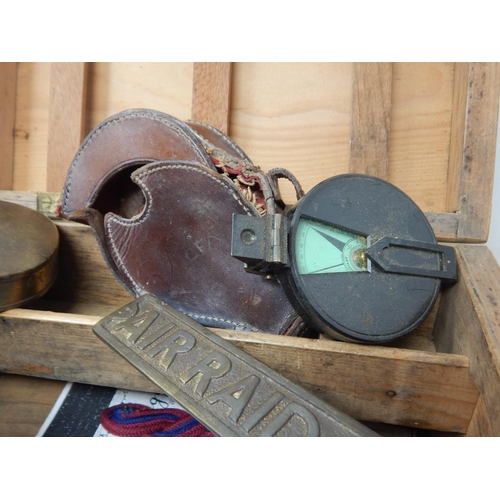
[231,213,289,275]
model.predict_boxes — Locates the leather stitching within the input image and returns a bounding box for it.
[63,111,208,213]
[187,120,251,162]
[187,313,259,332]
[105,163,259,331]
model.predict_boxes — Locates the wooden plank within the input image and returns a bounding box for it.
[0,374,65,437]
[191,62,232,134]
[230,62,354,205]
[45,220,133,308]
[46,63,87,192]
[223,330,476,432]
[0,306,478,433]
[0,63,17,190]
[349,62,392,179]
[34,294,439,353]
[456,63,500,242]
[387,63,456,213]
[0,190,37,210]
[466,394,495,437]
[86,62,194,128]
[446,63,470,214]
[425,211,459,242]
[433,244,500,436]
[12,63,51,192]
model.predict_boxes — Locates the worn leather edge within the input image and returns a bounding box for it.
[267,167,305,203]
[67,207,137,297]
[185,120,254,163]
[61,109,214,216]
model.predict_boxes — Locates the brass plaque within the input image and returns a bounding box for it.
[93,294,377,437]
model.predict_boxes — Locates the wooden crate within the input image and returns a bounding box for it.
[1,62,499,436]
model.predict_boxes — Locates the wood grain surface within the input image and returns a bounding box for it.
[0,306,478,433]
[192,62,232,133]
[387,62,455,213]
[446,62,469,213]
[9,62,499,242]
[43,221,133,307]
[434,244,500,436]
[349,62,392,179]
[85,62,193,128]
[12,63,50,191]
[0,63,17,190]
[0,374,65,437]
[455,63,500,242]
[46,63,87,192]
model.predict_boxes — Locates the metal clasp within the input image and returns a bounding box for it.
[231,213,289,275]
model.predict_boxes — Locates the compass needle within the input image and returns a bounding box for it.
[312,228,346,253]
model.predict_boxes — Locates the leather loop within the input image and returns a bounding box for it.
[268,167,305,203]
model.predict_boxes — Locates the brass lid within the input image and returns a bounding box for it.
[0,200,59,312]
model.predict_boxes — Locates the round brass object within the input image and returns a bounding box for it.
[0,200,59,312]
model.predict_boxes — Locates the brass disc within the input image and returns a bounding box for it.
[0,201,59,312]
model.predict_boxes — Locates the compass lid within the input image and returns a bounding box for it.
[286,174,448,343]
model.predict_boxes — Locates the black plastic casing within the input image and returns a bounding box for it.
[280,174,442,344]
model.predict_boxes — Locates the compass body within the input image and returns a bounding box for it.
[231,174,456,344]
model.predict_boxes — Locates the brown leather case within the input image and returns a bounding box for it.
[59,109,308,336]
[60,109,215,218]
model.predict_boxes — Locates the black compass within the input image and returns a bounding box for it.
[231,174,457,344]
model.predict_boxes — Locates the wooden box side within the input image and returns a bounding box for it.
[0,219,486,434]
[0,63,17,190]
[434,244,500,436]
[1,62,499,241]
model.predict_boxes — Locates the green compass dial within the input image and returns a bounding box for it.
[295,218,368,275]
